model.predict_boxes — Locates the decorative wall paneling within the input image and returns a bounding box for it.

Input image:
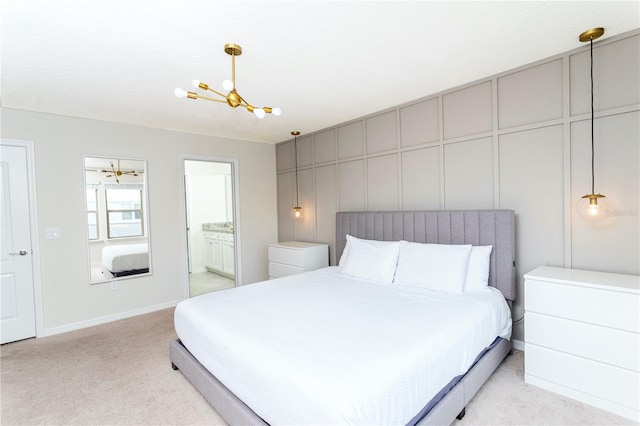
[276,30,640,341]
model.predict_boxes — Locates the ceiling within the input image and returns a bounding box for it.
[2,1,638,144]
[84,157,145,173]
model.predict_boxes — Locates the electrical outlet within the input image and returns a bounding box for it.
[110,281,119,290]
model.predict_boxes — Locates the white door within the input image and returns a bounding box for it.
[1,144,36,344]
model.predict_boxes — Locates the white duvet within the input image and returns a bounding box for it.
[174,266,511,425]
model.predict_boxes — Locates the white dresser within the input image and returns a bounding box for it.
[268,241,329,279]
[524,266,640,422]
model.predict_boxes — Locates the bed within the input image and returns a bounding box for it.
[101,242,149,278]
[170,209,516,425]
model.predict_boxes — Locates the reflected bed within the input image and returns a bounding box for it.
[101,243,149,278]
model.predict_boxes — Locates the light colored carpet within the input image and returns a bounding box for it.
[1,308,635,425]
[1,308,224,425]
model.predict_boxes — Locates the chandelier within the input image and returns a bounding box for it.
[102,159,138,184]
[175,43,281,119]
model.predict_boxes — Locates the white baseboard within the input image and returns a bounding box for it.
[42,299,183,337]
[512,339,525,352]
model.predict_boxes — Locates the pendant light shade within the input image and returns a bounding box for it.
[291,131,302,219]
[292,206,302,219]
[579,27,606,217]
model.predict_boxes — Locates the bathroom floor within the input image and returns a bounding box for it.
[189,270,235,296]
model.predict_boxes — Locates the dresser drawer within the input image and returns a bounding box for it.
[525,312,640,371]
[525,344,640,411]
[268,246,305,267]
[525,279,640,333]
[268,262,304,278]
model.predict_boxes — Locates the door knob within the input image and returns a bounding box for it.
[9,250,28,256]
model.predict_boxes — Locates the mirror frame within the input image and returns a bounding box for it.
[83,155,152,284]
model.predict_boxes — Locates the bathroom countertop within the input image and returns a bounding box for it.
[202,222,234,233]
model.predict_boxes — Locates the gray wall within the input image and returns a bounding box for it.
[2,108,277,334]
[276,30,640,342]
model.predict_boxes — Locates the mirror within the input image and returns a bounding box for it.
[84,156,151,284]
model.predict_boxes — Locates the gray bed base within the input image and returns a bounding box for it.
[170,337,511,425]
[170,209,516,425]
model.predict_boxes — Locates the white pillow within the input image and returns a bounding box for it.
[340,235,401,284]
[394,242,472,293]
[338,235,397,268]
[338,238,351,267]
[464,245,493,292]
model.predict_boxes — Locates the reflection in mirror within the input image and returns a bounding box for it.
[84,156,151,284]
[184,160,236,296]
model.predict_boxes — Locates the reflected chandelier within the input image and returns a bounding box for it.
[175,43,281,119]
[102,159,138,184]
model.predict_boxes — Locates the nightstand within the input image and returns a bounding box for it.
[268,241,329,279]
[524,266,639,422]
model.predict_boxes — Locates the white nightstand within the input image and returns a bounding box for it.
[524,266,640,422]
[268,241,329,279]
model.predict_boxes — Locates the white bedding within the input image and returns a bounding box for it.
[101,243,149,272]
[174,266,511,425]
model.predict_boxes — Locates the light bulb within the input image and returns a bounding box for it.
[174,88,187,98]
[222,79,234,91]
[272,107,282,116]
[254,108,266,119]
[577,193,609,221]
[192,80,201,88]
[292,206,302,219]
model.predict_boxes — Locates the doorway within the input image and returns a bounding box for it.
[182,157,240,297]
[1,140,42,344]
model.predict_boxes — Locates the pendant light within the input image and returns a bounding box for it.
[291,131,302,219]
[579,27,606,216]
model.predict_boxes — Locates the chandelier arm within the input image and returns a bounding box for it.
[238,96,272,113]
[238,95,255,110]
[205,87,228,99]
[195,95,228,104]
[237,93,250,105]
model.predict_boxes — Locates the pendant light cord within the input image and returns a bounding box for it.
[294,134,299,207]
[590,37,595,195]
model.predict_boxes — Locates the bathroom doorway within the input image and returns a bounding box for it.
[182,157,240,297]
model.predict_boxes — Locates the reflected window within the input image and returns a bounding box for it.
[105,188,143,238]
[86,186,98,240]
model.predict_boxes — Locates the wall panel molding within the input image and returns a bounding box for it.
[274,29,640,343]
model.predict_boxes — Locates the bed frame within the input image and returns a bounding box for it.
[102,265,149,278]
[170,209,516,425]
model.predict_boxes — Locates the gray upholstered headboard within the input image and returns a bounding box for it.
[335,210,516,301]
